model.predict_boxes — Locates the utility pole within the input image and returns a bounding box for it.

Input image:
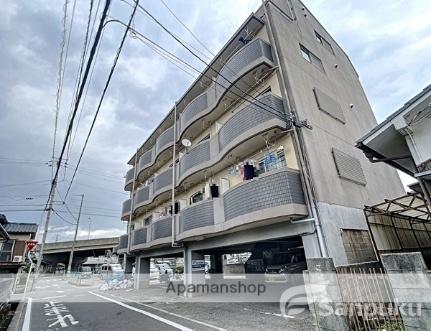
[87,217,92,239]
[36,181,58,274]
[67,194,84,274]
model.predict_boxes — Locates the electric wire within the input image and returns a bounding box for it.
[52,0,70,177]
[69,0,104,159]
[65,0,95,165]
[63,1,139,200]
[114,22,283,120]
[134,2,282,118]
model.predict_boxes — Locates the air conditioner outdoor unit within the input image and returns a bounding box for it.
[13,256,23,262]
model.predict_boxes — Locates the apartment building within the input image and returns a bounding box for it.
[119,0,405,285]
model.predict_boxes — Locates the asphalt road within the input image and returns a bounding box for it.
[21,277,215,331]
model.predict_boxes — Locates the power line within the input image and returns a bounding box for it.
[69,0,104,159]
[53,210,76,225]
[37,0,112,273]
[116,23,283,120]
[65,0,95,165]
[158,0,215,58]
[52,0,70,173]
[136,3,290,121]
[64,1,139,200]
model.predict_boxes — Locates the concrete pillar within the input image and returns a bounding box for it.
[381,252,431,330]
[304,258,348,331]
[302,233,322,259]
[135,256,150,289]
[183,245,205,288]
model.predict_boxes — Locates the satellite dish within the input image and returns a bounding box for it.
[181,139,192,147]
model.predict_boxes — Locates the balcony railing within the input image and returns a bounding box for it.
[132,228,147,246]
[156,126,174,155]
[117,234,128,253]
[218,93,284,151]
[177,169,306,239]
[215,38,273,97]
[223,170,305,221]
[134,186,150,208]
[178,38,273,139]
[121,198,132,220]
[180,200,214,233]
[124,168,135,191]
[153,168,172,196]
[151,216,172,240]
[180,92,208,136]
[138,149,153,173]
[178,139,211,179]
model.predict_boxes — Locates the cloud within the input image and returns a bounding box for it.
[1,0,430,243]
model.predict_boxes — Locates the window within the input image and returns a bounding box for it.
[315,31,334,54]
[0,240,14,262]
[299,44,324,71]
[341,229,376,264]
[257,147,287,175]
[190,191,203,204]
[300,45,311,62]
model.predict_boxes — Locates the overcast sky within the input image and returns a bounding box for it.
[0,0,430,242]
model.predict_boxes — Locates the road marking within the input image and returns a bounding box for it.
[56,290,65,293]
[44,301,79,328]
[22,297,32,331]
[88,291,193,331]
[36,295,66,301]
[104,293,226,331]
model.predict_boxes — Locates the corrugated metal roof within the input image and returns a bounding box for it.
[4,222,38,234]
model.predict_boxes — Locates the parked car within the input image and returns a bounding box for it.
[264,262,307,283]
[79,266,92,279]
[100,263,124,281]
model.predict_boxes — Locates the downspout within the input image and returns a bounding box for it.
[171,102,177,247]
[126,150,139,260]
[262,0,327,257]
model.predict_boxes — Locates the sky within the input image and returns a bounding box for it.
[0,0,430,242]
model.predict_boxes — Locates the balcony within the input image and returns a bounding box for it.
[177,93,285,186]
[121,198,132,221]
[178,139,211,182]
[180,200,214,233]
[136,148,154,181]
[134,186,151,211]
[124,168,135,191]
[153,168,172,197]
[178,38,274,140]
[117,234,128,254]
[131,227,147,250]
[151,216,172,242]
[215,38,273,97]
[156,126,174,155]
[177,169,307,241]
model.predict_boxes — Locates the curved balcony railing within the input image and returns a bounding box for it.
[134,186,151,209]
[215,38,273,97]
[131,228,147,247]
[218,93,284,151]
[153,168,172,196]
[121,198,132,220]
[156,126,174,155]
[180,200,214,233]
[151,216,172,240]
[139,149,153,169]
[178,139,211,180]
[180,92,208,136]
[124,168,135,191]
[223,170,305,221]
[117,234,128,253]
[178,38,273,139]
[176,169,307,241]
